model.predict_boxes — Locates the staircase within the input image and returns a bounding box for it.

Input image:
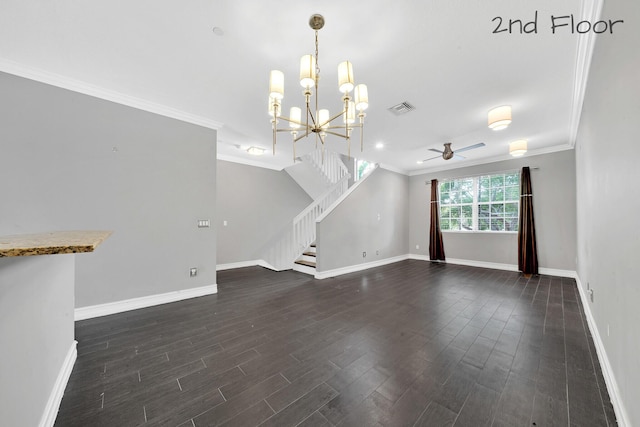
[261,149,350,276]
[294,243,316,275]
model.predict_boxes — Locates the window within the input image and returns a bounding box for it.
[354,158,375,181]
[439,171,520,232]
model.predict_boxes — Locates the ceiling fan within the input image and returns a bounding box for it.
[422,142,485,162]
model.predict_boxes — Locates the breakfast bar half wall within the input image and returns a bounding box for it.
[0,230,111,427]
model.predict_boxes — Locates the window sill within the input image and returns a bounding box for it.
[441,230,518,235]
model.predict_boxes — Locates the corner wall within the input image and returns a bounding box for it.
[574,0,640,424]
[316,167,409,273]
[409,150,577,273]
[0,72,218,308]
[216,160,311,266]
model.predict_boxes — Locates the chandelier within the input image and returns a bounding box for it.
[268,14,369,161]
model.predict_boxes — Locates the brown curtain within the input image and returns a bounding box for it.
[429,179,446,261]
[518,167,538,275]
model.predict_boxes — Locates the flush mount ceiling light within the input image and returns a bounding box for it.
[268,14,369,161]
[488,105,512,131]
[509,139,528,157]
[246,146,266,156]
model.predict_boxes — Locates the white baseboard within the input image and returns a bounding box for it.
[75,284,218,321]
[217,260,290,272]
[217,260,263,271]
[315,255,409,279]
[408,254,576,278]
[574,275,630,427]
[39,340,77,427]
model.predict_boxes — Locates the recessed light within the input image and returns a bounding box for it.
[212,27,225,36]
[246,146,265,156]
[417,160,423,164]
[375,142,384,149]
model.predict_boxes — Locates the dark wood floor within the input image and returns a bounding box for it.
[55,260,617,426]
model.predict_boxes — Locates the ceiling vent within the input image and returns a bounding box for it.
[388,101,416,116]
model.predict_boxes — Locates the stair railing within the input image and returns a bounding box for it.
[261,173,349,270]
[304,149,350,185]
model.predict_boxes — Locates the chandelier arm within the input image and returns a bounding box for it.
[322,129,350,139]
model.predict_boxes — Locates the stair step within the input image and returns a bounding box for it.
[310,243,316,248]
[295,259,316,268]
[303,251,316,257]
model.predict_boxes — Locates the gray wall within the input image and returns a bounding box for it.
[575,0,640,423]
[0,255,75,427]
[216,160,311,265]
[0,72,217,307]
[316,167,409,272]
[409,150,577,271]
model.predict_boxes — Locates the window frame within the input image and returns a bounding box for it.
[438,171,520,234]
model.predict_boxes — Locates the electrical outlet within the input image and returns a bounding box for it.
[362,251,366,258]
[198,219,210,228]
[376,250,379,255]
[223,220,228,227]
[189,268,198,277]
[588,288,594,303]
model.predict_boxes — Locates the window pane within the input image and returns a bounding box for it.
[461,218,473,230]
[505,217,518,231]
[478,204,490,218]
[479,176,490,190]
[491,203,505,215]
[441,192,450,205]
[450,218,460,230]
[491,188,504,202]
[491,175,504,187]
[441,181,450,192]
[461,205,473,218]
[505,173,519,186]
[506,186,519,201]
[479,218,490,230]
[505,202,518,216]
[451,206,461,218]
[441,219,450,230]
[450,191,459,204]
[461,190,473,203]
[491,218,504,231]
[440,206,450,218]
[478,189,490,203]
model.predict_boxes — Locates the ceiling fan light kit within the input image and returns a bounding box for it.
[488,105,512,131]
[509,139,528,157]
[268,14,369,161]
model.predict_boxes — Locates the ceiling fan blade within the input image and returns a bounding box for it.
[453,153,467,160]
[421,154,442,162]
[428,148,444,154]
[455,142,486,153]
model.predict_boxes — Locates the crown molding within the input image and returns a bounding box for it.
[568,0,605,147]
[216,153,285,171]
[0,58,223,130]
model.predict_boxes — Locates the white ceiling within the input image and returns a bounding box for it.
[0,0,598,174]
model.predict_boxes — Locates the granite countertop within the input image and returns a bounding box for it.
[0,230,112,257]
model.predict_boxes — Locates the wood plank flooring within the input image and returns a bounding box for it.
[55,260,617,426]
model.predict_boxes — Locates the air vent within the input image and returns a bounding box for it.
[388,101,416,116]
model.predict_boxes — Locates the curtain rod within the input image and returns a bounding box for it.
[425,166,539,185]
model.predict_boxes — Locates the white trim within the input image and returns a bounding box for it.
[39,340,77,427]
[314,255,409,279]
[408,254,576,278]
[574,275,630,427]
[568,0,604,147]
[217,260,263,271]
[0,59,222,130]
[74,284,217,321]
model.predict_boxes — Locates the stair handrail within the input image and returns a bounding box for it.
[262,166,350,271]
[292,174,349,256]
